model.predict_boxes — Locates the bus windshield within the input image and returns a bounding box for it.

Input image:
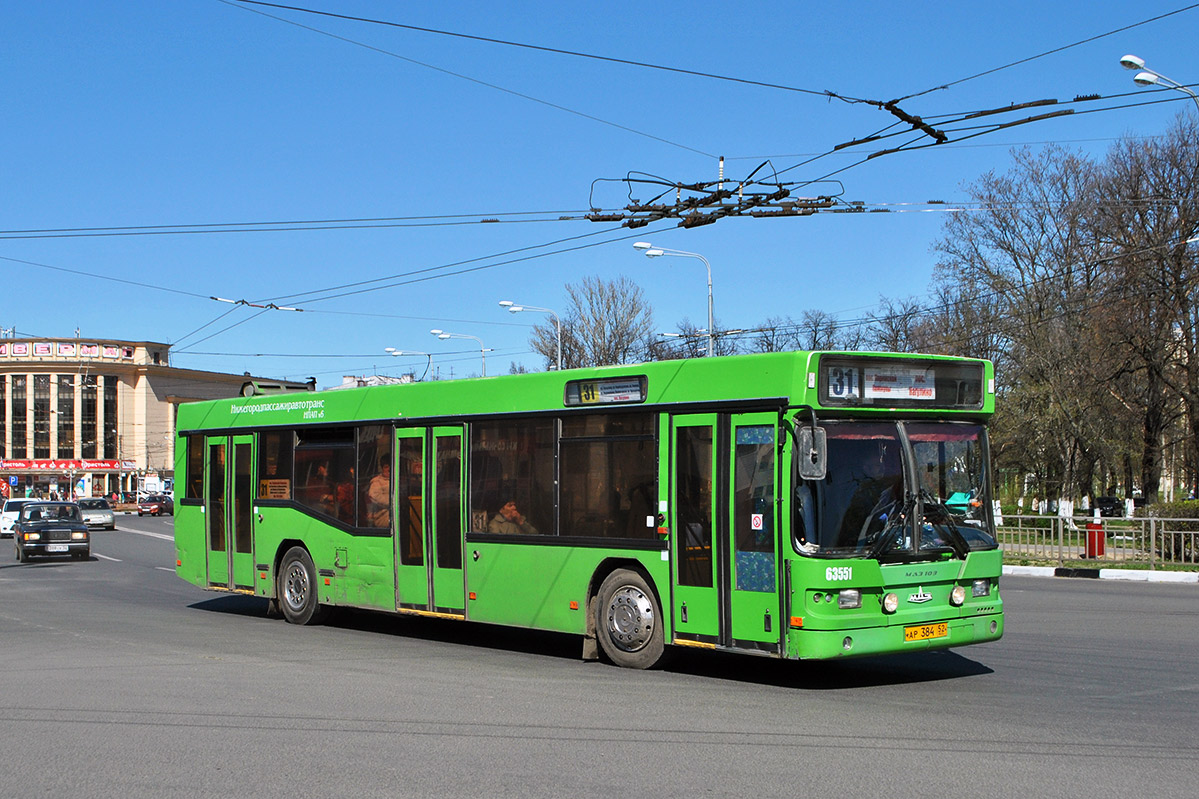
[794,421,997,558]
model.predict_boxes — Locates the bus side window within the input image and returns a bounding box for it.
[470,419,554,536]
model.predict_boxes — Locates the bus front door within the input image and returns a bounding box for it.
[203,434,256,591]
[727,414,780,650]
[393,426,466,617]
[670,414,781,652]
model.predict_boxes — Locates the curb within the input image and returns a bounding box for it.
[1002,565,1198,583]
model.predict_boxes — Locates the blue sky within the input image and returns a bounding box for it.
[4,1,1197,386]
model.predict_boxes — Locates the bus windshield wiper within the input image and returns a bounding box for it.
[869,494,915,559]
[918,490,970,558]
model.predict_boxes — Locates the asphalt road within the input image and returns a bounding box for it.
[2,514,1196,798]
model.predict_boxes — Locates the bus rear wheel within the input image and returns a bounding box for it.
[595,569,664,669]
[277,546,327,626]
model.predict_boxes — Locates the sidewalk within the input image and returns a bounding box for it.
[1003,565,1198,583]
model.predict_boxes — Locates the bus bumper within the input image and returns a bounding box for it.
[786,612,1004,660]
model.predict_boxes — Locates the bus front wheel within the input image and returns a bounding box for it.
[595,569,664,669]
[278,546,327,626]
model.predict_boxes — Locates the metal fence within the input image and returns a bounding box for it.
[996,514,1199,569]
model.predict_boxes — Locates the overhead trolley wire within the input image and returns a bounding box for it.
[895,2,1199,102]
[218,0,718,158]
[230,0,862,102]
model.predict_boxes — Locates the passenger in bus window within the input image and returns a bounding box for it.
[336,467,355,522]
[306,462,337,516]
[488,499,538,534]
[367,456,391,527]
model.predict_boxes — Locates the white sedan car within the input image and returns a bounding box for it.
[78,498,117,530]
[1,498,33,538]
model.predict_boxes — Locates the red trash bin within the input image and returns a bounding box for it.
[1085,521,1105,558]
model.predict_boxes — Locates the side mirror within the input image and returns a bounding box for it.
[797,428,827,481]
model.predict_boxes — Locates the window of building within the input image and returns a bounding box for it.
[0,375,6,458]
[33,375,50,459]
[80,376,97,459]
[11,376,25,458]
[57,375,75,459]
[470,419,555,535]
[103,376,118,458]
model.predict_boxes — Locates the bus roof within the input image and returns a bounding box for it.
[175,351,994,433]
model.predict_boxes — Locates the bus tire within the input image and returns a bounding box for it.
[595,569,664,669]
[277,546,327,626]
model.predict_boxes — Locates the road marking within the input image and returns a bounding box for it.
[94,553,121,562]
[116,528,174,542]
[155,566,175,572]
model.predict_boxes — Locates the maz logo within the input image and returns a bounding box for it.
[908,587,933,604]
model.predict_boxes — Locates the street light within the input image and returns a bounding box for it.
[1120,53,1199,113]
[500,300,562,371]
[633,241,715,357]
[429,329,490,377]
[383,348,432,382]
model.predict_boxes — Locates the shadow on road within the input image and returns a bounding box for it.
[1,557,95,569]
[187,595,994,688]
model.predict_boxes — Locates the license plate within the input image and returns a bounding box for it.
[46,544,69,553]
[904,622,948,642]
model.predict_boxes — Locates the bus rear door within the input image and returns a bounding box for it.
[203,434,256,591]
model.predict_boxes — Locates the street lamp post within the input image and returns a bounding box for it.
[1120,54,1199,113]
[633,241,715,357]
[383,348,432,382]
[430,329,490,377]
[499,300,562,371]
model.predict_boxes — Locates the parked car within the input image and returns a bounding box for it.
[137,494,174,516]
[78,497,116,530]
[1,498,33,538]
[13,502,90,562]
[1094,496,1123,517]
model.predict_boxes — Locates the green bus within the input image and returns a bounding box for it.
[174,351,1003,668]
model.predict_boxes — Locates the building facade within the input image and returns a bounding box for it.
[0,338,309,500]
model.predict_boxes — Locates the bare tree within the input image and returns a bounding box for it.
[749,311,856,353]
[866,296,929,352]
[529,276,654,369]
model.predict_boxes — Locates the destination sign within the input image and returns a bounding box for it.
[564,376,647,406]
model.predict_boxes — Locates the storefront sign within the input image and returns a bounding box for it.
[0,459,127,471]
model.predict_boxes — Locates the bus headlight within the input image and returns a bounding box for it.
[950,585,967,606]
[972,579,991,597]
[838,589,861,609]
[882,592,899,613]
